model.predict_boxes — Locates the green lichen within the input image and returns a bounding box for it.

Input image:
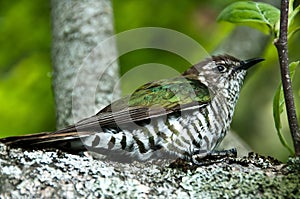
[0,144,299,198]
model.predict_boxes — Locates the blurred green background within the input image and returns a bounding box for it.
[0,0,299,161]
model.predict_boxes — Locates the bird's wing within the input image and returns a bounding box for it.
[60,75,212,132]
[0,75,212,150]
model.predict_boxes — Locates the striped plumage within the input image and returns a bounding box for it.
[0,55,263,163]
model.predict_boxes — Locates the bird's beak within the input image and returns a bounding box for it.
[237,58,265,71]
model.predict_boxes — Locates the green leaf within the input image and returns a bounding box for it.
[217,1,280,34]
[273,61,299,155]
[288,26,300,39]
[289,5,300,27]
[289,61,299,80]
[273,86,283,131]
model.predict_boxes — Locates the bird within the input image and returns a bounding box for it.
[0,54,263,163]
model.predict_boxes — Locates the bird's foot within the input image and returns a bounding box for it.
[191,148,237,166]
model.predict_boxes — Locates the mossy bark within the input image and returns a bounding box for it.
[0,143,299,198]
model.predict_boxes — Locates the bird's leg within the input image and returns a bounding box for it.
[191,148,237,166]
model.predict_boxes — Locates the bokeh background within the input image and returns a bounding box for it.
[0,0,299,161]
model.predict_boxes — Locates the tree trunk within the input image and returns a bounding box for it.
[51,0,120,129]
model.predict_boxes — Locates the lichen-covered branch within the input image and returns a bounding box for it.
[1,143,299,198]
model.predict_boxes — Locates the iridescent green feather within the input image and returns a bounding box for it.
[128,75,211,110]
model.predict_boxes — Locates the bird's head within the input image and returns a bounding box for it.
[183,55,264,94]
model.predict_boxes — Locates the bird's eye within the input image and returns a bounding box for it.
[217,65,227,73]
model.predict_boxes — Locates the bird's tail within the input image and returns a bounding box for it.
[0,128,92,153]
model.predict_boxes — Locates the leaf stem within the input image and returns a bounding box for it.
[289,5,300,26]
[288,26,300,38]
[274,0,300,156]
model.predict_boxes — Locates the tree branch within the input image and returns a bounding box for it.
[274,0,300,156]
[51,0,120,128]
